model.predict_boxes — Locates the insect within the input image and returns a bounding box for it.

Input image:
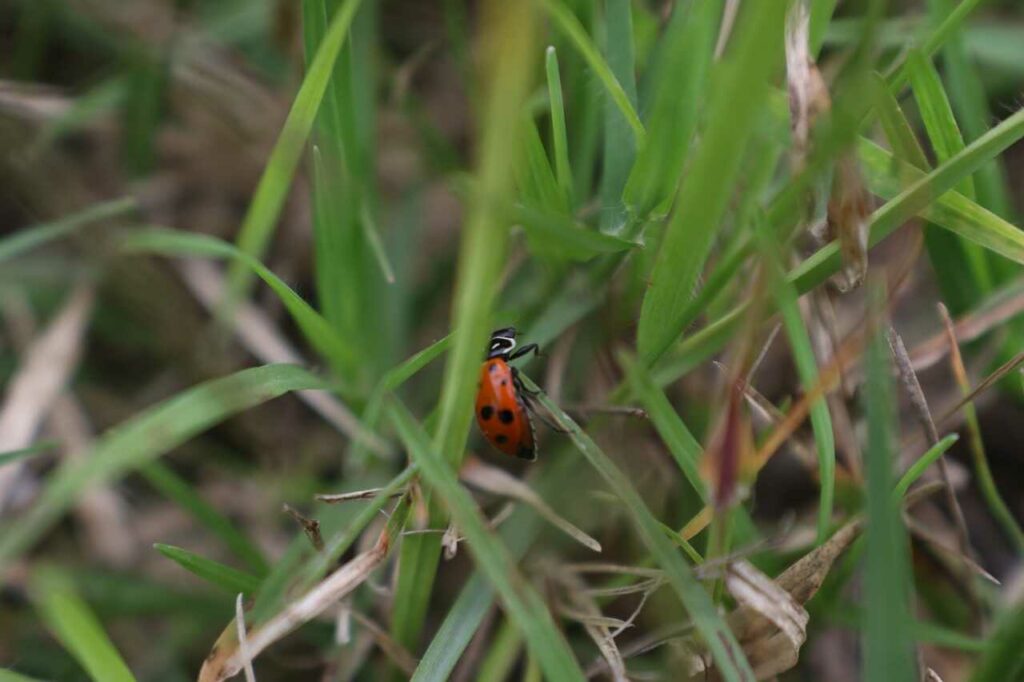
[474,326,542,461]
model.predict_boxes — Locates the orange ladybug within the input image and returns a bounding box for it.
[475,327,540,460]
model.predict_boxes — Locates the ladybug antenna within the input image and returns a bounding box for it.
[487,327,517,359]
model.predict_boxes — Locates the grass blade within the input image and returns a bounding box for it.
[153,544,261,595]
[539,0,644,145]
[389,400,586,682]
[0,364,326,568]
[228,0,364,299]
[409,575,493,682]
[140,462,268,575]
[0,441,56,467]
[518,375,755,682]
[545,46,573,203]
[390,1,539,655]
[637,0,787,363]
[0,198,135,264]
[29,567,136,682]
[862,285,916,681]
[623,0,721,219]
[754,222,836,543]
[969,595,1024,682]
[597,0,638,233]
[892,433,959,501]
[122,228,357,381]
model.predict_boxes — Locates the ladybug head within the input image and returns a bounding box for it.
[487,327,517,359]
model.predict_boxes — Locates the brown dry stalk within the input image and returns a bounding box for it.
[282,504,324,551]
[886,327,973,566]
[198,501,405,682]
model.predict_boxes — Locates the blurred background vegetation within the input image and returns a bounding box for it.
[0,0,1023,680]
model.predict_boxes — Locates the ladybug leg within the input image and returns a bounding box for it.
[513,375,570,434]
[509,343,541,363]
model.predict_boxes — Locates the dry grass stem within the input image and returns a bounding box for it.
[235,593,256,682]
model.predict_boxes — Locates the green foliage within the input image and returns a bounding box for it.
[153,544,261,595]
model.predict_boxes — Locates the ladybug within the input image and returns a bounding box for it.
[475,327,541,460]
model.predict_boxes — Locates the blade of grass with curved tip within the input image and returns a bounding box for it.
[29,567,136,682]
[153,544,261,596]
[637,0,787,364]
[122,228,358,384]
[862,285,916,682]
[391,1,539,655]
[754,222,835,544]
[623,0,721,220]
[228,0,364,300]
[389,400,587,682]
[892,434,959,501]
[545,46,572,203]
[517,375,755,682]
[0,198,135,264]
[140,462,267,575]
[539,0,644,145]
[0,364,326,569]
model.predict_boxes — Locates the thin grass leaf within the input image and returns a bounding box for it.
[0,198,135,264]
[0,364,326,568]
[539,0,644,145]
[517,375,755,682]
[754,222,835,543]
[597,0,638,233]
[858,139,1024,266]
[514,203,638,261]
[619,352,704,498]
[389,400,587,682]
[358,202,397,285]
[883,0,984,92]
[391,2,539,654]
[637,0,787,363]
[0,440,55,467]
[153,544,261,595]
[862,285,916,682]
[410,574,494,682]
[228,0,364,298]
[122,228,357,380]
[0,669,46,682]
[29,567,136,682]
[623,0,721,219]
[892,434,959,501]
[475,619,523,682]
[545,46,572,203]
[140,462,268,575]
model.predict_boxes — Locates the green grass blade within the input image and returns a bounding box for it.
[518,375,755,682]
[0,364,326,569]
[884,0,984,92]
[0,198,135,264]
[410,574,493,682]
[892,434,959,501]
[969,598,1024,682]
[0,441,56,467]
[121,228,358,380]
[754,222,836,543]
[619,352,705,498]
[0,669,46,682]
[790,107,1024,294]
[623,0,721,219]
[539,0,644,145]
[228,0,364,299]
[858,139,1024,266]
[545,46,573,203]
[514,203,638,261]
[153,544,261,595]
[862,286,916,682]
[29,567,136,682]
[389,400,586,682]
[637,0,787,363]
[140,462,268,575]
[390,2,539,655]
[597,0,638,233]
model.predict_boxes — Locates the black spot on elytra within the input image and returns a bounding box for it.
[488,362,499,373]
[498,409,515,424]
[495,434,509,444]
[479,405,494,420]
